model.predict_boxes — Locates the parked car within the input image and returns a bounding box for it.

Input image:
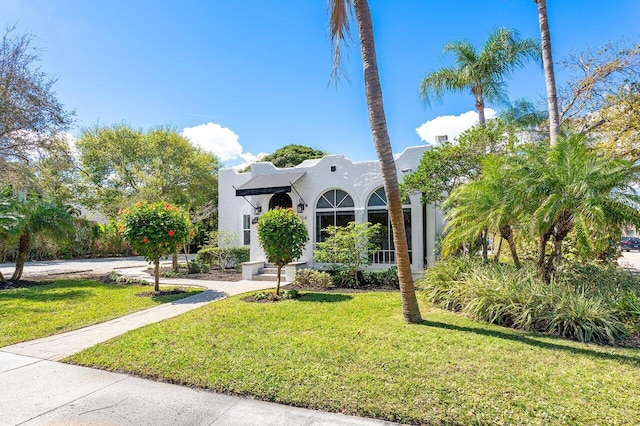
[619,236,640,252]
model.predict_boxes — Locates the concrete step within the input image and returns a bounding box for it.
[259,267,278,274]
[251,273,278,282]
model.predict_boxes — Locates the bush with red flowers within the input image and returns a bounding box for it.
[119,201,191,291]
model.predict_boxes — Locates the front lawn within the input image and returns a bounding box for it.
[0,279,201,347]
[67,291,640,425]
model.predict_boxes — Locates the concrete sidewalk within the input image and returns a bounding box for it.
[0,352,394,425]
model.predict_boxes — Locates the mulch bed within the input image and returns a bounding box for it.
[154,266,243,282]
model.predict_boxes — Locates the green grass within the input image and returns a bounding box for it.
[0,279,202,347]
[67,291,640,425]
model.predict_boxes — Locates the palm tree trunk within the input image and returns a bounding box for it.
[537,230,552,282]
[275,264,282,296]
[536,0,560,145]
[480,228,489,261]
[494,235,503,262]
[354,0,422,323]
[11,232,31,281]
[473,88,486,125]
[154,258,160,292]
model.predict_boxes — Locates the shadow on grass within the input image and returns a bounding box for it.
[421,319,640,366]
[0,283,93,302]
[298,293,353,303]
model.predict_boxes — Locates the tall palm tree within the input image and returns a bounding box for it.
[10,199,74,281]
[420,28,541,125]
[328,0,422,323]
[535,0,560,145]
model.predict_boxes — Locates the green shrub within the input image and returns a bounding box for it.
[282,289,299,299]
[419,258,640,344]
[190,261,203,274]
[293,269,333,289]
[229,247,250,270]
[328,267,360,288]
[361,267,399,289]
[196,246,249,271]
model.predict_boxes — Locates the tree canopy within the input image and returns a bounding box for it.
[0,26,73,187]
[245,144,327,171]
[76,124,220,217]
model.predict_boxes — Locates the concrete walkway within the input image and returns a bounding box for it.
[0,259,396,425]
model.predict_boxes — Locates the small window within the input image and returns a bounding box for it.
[243,214,251,246]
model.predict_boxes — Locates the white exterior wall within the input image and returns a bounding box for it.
[218,145,442,274]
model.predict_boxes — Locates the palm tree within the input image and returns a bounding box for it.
[442,155,522,269]
[514,134,640,280]
[0,198,22,284]
[535,0,560,145]
[10,199,74,281]
[419,27,541,125]
[328,0,421,323]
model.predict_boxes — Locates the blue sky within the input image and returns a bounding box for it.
[2,0,639,167]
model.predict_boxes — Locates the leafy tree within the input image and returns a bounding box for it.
[260,144,326,168]
[8,197,75,281]
[329,0,422,323]
[403,119,516,260]
[419,27,540,124]
[535,0,561,145]
[120,201,191,292]
[559,41,639,127]
[592,83,640,161]
[76,124,220,217]
[0,26,73,186]
[257,207,308,295]
[314,221,381,286]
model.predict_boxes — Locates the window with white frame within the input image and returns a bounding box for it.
[366,187,412,264]
[243,214,250,246]
[315,189,355,242]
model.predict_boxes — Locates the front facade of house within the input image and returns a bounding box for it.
[218,145,444,275]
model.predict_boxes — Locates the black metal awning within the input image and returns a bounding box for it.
[235,172,306,197]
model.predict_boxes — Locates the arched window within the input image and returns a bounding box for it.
[367,187,412,264]
[269,193,292,210]
[315,189,355,242]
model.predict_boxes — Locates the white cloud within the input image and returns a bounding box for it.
[181,122,244,162]
[416,109,496,145]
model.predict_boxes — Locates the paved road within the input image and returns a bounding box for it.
[618,251,640,270]
[0,256,153,279]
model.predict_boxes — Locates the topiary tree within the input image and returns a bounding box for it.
[257,207,309,295]
[120,201,191,292]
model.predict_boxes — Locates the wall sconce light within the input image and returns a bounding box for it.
[330,166,337,172]
[251,216,260,224]
[297,202,306,213]
[253,204,262,215]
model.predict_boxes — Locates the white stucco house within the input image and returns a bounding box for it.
[218,145,445,279]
